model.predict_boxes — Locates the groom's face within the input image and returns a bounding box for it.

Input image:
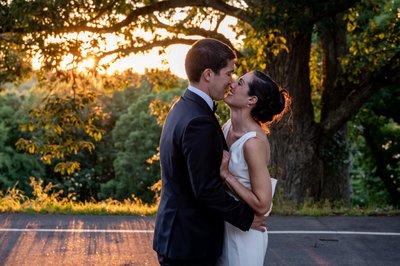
[209,59,235,101]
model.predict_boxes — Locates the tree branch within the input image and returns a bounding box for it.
[176,8,198,26]
[215,14,226,30]
[320,51,400,139]
[94,37,196,63]
[85,0,120,24]
[309,0,360,24]
[60,0,252,34]
[151,15,240,55]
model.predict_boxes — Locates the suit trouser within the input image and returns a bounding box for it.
[157,254,216,266]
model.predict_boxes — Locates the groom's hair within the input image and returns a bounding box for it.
[185,38,236,83]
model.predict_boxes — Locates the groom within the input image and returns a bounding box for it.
[153,38,265,265]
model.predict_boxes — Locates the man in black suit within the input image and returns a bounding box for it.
[153,38,265,266]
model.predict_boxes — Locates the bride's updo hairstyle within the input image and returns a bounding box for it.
[248,70,290,127]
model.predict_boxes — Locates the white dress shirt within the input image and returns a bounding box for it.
[188,84,214,111]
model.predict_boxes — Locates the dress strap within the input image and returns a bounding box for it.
[230,131,257,151]
[237,131,257,144]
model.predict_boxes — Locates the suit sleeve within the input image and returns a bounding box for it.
[182,116,254,231]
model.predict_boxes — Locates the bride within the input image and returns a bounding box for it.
[217,70,289,266]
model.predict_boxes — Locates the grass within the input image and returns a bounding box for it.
[0,177,398,216]
[0,177,158,216]
[271,197,400,216]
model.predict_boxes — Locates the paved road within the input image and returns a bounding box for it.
[0,214,399,266]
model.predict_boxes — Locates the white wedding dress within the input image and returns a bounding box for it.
[217,119,276,266]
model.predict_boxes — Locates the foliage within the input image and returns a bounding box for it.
[15,77,106,175]
[100,86,184,203]
[341,0,400,83]
[350,85,400,206]
[0,90,45,193]
[61,71,145,201]
[1,68,185,203]
[1,70,143,202]
[234,24,288,74]
[54,133,116,202]
[1,176,398,217]
[0,177,157,215]
[149,95,180,127]
[309,40,323,123]
[0,47,32,85]
[0,3,33,86]
[143,68,182,92]
[271,195,399,216]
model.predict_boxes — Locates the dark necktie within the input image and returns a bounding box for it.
[213,102,218,113]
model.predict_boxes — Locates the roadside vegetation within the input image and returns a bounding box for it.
[1,176,398,217]
[0,177,158,216]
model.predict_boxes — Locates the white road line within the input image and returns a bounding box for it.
[0,228,153,233]
[268,231,400,236]
[0,228,399,236]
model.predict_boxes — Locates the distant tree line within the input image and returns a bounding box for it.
[0,68,399,206]
[0,69,184,203]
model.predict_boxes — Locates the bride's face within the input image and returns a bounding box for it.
[224,71,254,108]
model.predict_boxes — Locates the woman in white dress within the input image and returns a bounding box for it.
[217,70,289,266]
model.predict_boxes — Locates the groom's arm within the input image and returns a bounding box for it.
[182,116,254,231]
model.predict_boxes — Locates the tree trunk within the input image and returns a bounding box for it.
[318,15,351,202]
[319,126,352,201]
[266,17,353,202]
[267,30,323,202]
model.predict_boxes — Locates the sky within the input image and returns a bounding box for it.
[104,16,239,78]
[32,16,238,79]
[106,44,191,79]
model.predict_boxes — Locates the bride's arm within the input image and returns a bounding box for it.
[221,138,272,216]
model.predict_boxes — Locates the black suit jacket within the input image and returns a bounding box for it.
[153,90,254,260]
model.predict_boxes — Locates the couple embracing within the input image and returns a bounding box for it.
[153,38,289,266]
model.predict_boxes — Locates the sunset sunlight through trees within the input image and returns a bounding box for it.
[31,16,239,78]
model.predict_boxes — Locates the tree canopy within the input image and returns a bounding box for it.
[2,0,398,133]
[1,0,399,203]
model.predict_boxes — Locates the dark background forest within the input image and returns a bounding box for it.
[0,0,399,207]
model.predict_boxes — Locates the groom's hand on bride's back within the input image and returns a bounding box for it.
[251,214,267,232]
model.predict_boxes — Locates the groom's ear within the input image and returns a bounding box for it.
[202,68,213,82]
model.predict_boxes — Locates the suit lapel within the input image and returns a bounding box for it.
[183,90,212,114]
[183,90,228,150]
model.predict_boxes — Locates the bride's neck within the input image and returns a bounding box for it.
[230,109,254,134]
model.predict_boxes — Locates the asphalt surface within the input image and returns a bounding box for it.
[0,214,399,266]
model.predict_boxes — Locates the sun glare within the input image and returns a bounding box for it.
[77,58,95,72]
[104,44,191,78]
[31,16,238,79]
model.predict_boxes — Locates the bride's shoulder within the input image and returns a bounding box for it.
[244,131,268,148]
[246,128,270,151]
[254,127,268,143]
[244,130,271,162]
